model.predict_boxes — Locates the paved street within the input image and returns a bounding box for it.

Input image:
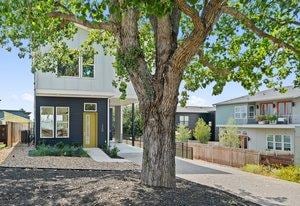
[114,143,300,206]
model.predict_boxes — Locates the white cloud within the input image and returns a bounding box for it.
[187,95,210,106]
[21,93,34,103]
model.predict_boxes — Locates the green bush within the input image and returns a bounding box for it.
[193,118,211,143]
[219,118,240,148]
[243,164,300,183]
[102,143,120,158]
[29,142,89,157]
[176,124,191,142]
[0,144,6,149]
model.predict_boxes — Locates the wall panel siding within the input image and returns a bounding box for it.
[35,96,108,147]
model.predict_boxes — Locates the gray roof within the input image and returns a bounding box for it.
[215,86,300,106]
[0,110,31,119]
[176,106,215,113]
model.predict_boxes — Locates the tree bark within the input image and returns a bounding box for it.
[140,99,177,188]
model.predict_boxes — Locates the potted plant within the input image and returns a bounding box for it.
[256,115,267,124]
[267,115,277,124]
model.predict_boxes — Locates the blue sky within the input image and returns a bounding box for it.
[0,47,295,118]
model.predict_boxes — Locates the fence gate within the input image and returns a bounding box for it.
[176,142,193,160]
[0,125,7,145]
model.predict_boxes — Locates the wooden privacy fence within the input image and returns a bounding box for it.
[188,141,260,167]
[1,122,30,147]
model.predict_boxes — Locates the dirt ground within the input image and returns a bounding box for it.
[0,167,259,206]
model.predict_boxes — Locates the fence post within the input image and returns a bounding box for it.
[182,142,184,158]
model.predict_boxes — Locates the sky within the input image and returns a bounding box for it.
[0,47,295,119]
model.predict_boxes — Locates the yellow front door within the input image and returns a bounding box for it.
[83,112,98,148]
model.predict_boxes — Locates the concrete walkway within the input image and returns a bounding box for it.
[84,148,130,163]
[113,143,300,206]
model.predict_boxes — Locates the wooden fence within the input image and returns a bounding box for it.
[1,122,30,147]
[188,141,260,167]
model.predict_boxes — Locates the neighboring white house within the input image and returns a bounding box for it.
[215,86,300,165]
[34,25,137,148]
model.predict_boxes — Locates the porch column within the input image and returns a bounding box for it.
[115,106,123,143]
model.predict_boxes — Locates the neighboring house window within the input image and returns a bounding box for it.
[82,53,94,78]
[234,105,247,119]
[40,107,54,138]
[84,103,97,112]
[266,134,291,151]
[248,105,255,119]
[260,103,273,115]
[57,53,80,77]
[179,116,189,126]
[56,107,69,138]
[277,102,292,116]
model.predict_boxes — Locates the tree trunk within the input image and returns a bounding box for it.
[140,101,177,188]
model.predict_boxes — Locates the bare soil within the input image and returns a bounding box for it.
[0,167,259,206]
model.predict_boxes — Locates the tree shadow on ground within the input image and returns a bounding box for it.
[0,167,257,206]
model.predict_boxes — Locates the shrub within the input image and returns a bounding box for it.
[176,124,191,142]
[256,115,266,122]
[243,164,267,175]
[193,118,211,144]
[0,144,6,149]
[102,143,120,158]
[274,166,300,183]
[219,118,240,148]
[29,142,89,157]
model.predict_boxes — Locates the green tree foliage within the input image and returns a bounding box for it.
[193,118,211,143]
[123,106,143,138]
[176,124,191,142]
[219,118,240,148]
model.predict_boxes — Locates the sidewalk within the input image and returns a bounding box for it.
[114,143,300,206]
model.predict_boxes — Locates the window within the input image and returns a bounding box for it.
[266,134,291,151]
[40,107,54,138]
[260,103,273,115]
[179,116,189,126]
[84,103,97,112]
[248,105,255,119]
[57,53,80,77]
[56,107,69,138]
[277,102,292,116]
[234,105,247,119]
[82,53,94,78]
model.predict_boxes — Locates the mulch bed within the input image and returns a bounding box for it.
[0,167,259,206]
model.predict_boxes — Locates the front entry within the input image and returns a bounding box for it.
[83,112,98,148]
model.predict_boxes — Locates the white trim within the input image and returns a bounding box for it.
[107,98,110,146]
[40,106,55,138]
[265,134,292,152]
[36,89,115,98]
[217,124,299,129]
[84,103,97,112]
[234,105,247,120]
[56,107,70,138]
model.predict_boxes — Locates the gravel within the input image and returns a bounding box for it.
[0,167,259,206]
[0,147,14,164]
[0,145,139,171]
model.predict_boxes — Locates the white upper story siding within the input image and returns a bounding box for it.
[34,26,136,105]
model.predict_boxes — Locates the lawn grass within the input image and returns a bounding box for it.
[29,142,89,157]
[243,164,300,183]
[0,144,6,150]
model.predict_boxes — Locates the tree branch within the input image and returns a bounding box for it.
[48,12,115,33]
[222,6,300,55]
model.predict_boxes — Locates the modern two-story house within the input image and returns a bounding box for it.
[215,86,300,164]
[175,106,216,141]
[34,25,137,148]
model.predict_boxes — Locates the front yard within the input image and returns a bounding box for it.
[0,167,258,206]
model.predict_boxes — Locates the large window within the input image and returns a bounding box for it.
[248,105,255,119]
[179,116,189,126]
[57,53,80,77]
[82,53,95,78]
[277,102,292,116]
[56,107,69,138]
[266,134,291,151]
[260,103,274,115]
[234,105,247,119]
[40,107,54,138]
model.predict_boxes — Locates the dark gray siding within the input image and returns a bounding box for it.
[175,111,216,141]
[35,96,108,147]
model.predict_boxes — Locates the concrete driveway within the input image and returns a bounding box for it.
[113,143,300,206]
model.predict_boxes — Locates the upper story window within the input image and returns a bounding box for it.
[56,51,94,78]
[82,53,95,78]
[57,53,80,77]
[234,105,247,119]
[277,102,292,116]
[260,103,274,115]
[179,116,189,126]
